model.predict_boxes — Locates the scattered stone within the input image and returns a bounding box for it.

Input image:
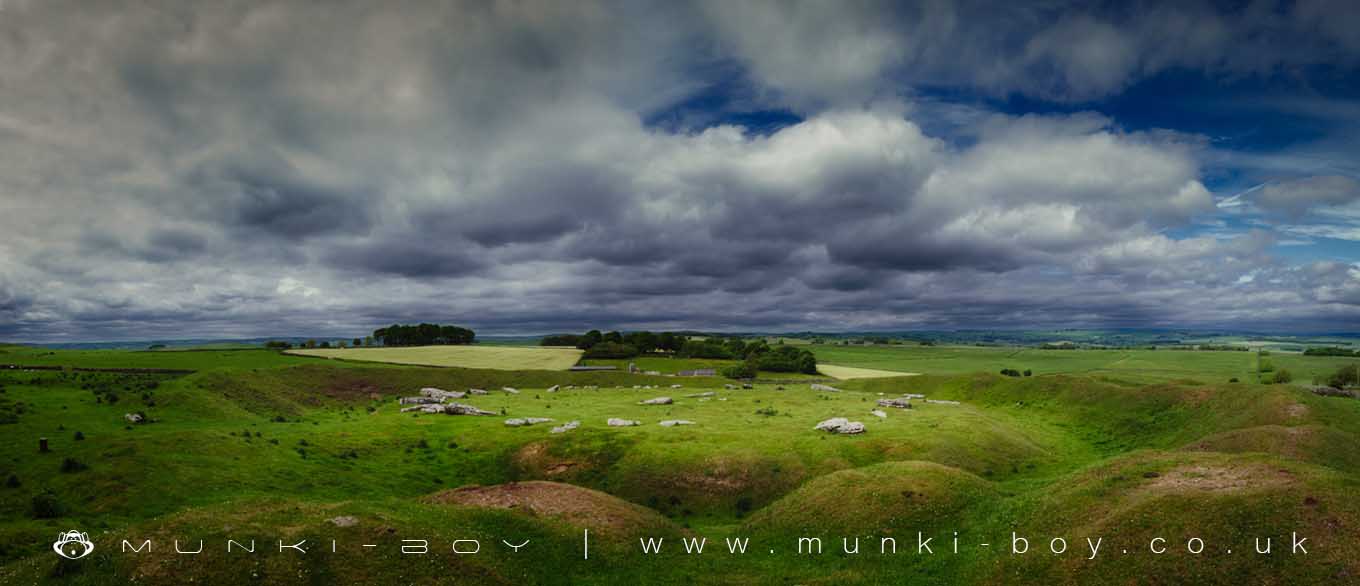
[399,396,443,405]
[810,384,842,393]
[505,417,555,427]
[686,391,716,398]
[550,421,580,434]
[123,413,144,424]
[546,385,560,393]
[718,398,728,401]
[502,387,520,395]
[421,387,465,400]
[870,409,888,418]
[329,516,359,527]
[469,388,489,395]
[670,384,682,389]
[741,383,753,389]
[903,393,926,399]
[724,384,737,390]
[442,403,498,416]
[607,418,640,427]
[659,420,695,427]
[638,397,673,405]
[877,398,912,409]
[925,399,960,405]
[814,417,864,434]
[400,404,445,414]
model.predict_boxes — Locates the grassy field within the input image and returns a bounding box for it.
[2,346,1359,584]
[287,345,584,370]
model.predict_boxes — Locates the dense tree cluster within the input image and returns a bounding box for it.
[1304,347,1359,357]
[546,329,817,374]
[372,324,475,346]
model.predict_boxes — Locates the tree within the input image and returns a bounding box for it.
[1327,364,1360,389]
[353,338,362,347]
[577,330,604,350]
[582,342,639,359]
[603,331,623,344]
[372,323,475,346]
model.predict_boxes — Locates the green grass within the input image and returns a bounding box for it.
[287,345,584,370]
[2,347,1359,584]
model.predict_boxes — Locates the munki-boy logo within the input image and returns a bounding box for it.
[53,530,95,560]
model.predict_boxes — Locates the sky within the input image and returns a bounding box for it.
[1,0,1359,342]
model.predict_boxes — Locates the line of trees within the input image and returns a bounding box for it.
[1304,347,1359,357]
[543,330,817,375]
[372,324,475,347]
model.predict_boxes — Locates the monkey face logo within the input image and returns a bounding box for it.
[52,530,94,560]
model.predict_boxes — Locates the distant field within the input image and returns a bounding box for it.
[288,345,583,370]
[0,346,320,370]
[577,356,824,379]
[808,344,1360,385]
[817,364,916,379]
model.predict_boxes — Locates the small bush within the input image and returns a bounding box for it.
[73,431,84,441]
[31,492,62,518]
[1272,369,1294,384]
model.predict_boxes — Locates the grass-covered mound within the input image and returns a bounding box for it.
[743,461,997,535]
[426,480,684,538]
[984,451,1360,584]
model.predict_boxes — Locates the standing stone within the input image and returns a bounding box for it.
[546,385,560,393]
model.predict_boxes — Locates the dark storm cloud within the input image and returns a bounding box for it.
[0,0,1357,341]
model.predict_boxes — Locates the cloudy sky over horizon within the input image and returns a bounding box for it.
[2,0,1360,342]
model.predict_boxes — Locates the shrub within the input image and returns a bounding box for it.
[73,431,84,441]
[1000,369,1022,377]
[1327,364,1359,389]
[31,491,62,518]
[1272,369,1294,384]
[722,363,756,379]
[60,458,88,473]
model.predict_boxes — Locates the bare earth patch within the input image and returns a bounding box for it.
[1147,463,1295,493]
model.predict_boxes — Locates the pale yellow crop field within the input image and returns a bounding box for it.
[817,363,919,379]
[287,345,583,371]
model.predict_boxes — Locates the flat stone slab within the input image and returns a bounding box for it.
[814,417,865,434]
[505,417,555,427]
[870,409,888,418]
[659,420,695,427]
[607,418,640,427]
[925,399,960,405]
[421,387,466,400]
[546,385,560,393]
[638,397,673,405]
[502,387,520,394]
[550,420,580,434]
[810,383,842,393]
[469,388,489,395]
[686,392,716,398]
[877,398,912,409]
